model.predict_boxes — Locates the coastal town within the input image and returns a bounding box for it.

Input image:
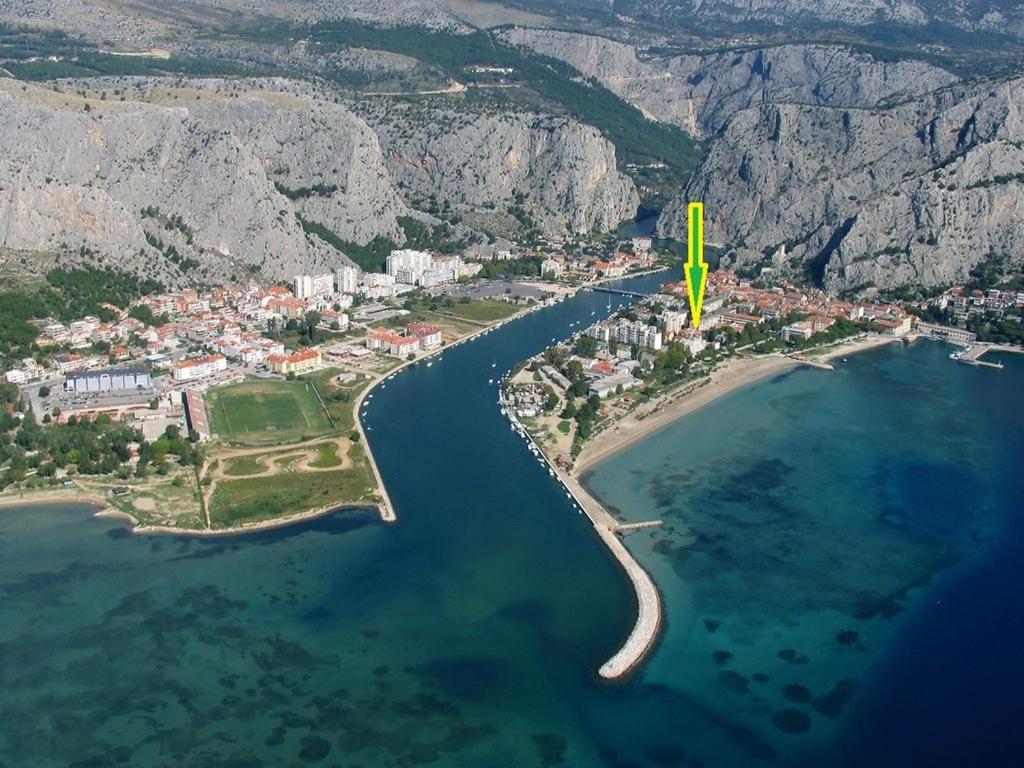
[504,267,1024,473]
[497,267,1024,679]
[0,235,667,530]
[0,224,1020,550]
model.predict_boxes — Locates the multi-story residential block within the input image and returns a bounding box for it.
[293,273,335,300]
[541,258,564,279]
[407,322,442,349]
[172,354,227,381]
[589,319,663,351]
[267,348,321,376]
[661,310,688,335]
[335,265,360,295]
[386,249,432,278]
[366,329,420,357]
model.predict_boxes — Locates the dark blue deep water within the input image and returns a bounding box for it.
[1,268,1021,767]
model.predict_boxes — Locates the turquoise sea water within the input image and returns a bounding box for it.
[1,271,1021,767]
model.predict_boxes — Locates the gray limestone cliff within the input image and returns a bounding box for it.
[353,101,639,238]
[0,78,637,284]
[661,78,1024,292]
[500,29,957,136]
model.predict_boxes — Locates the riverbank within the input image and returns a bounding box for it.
[355,287,578,522]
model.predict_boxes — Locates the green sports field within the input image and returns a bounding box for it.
[207,378,332,445]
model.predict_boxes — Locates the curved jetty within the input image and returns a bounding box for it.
[595,525,662,679]
[500,389,663,680]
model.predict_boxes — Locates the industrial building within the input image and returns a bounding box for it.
[64,366,152,393]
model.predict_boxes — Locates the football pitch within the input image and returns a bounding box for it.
[207,378,332,444]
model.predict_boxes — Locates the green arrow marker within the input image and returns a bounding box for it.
[685,202,708,328]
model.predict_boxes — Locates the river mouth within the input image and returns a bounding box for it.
[1,273,1021,767]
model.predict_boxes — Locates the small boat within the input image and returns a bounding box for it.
[426,361,433,367]
[487,378,493,385]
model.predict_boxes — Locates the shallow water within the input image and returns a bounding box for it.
[1,277,1022,766]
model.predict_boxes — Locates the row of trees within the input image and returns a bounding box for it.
[0,408,200,490]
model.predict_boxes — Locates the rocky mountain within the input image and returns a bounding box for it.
[533,0,1024,38]
[504,25,1024,292]
[355,100,639,237]
[500,29,958,136]
[661,77,1024,292]
[0,77,637,285]
[0,78,406,285]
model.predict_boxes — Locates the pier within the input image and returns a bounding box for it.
[788,354,835,371]
[616,520,664,532]
[955,343,1007,369]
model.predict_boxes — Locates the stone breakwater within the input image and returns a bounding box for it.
[499,386,663,681]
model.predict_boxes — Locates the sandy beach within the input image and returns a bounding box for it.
[810,333,900,363]
[0,489,109,510]
[575,334,904,478]
[574,354,802,477]
[539,335,906,680]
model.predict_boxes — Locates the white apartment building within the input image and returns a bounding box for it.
[386,249,432,277]
[335,265,360,295]
[360,272,396,289]
[541,258,564,279]
[293,273,335,300]
[172,354,227,382]
[678,330,707,356]
[662,310,689,335]
[387,250,461,287]
[589,319,663,351]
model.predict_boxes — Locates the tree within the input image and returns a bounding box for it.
[565,359,585,382]
[544,388,559,412]
[38,385,50,397]
[574,335,598,358]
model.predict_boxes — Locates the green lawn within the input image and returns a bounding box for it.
[310,441,343,468]
[207,445,376,528]
[207,378,331,445]
[447,298,521,324]
[223,455,266,476]
[304,368,375,433]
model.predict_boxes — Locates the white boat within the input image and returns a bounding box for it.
[487,379,493,385]
[426,361,433,367]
